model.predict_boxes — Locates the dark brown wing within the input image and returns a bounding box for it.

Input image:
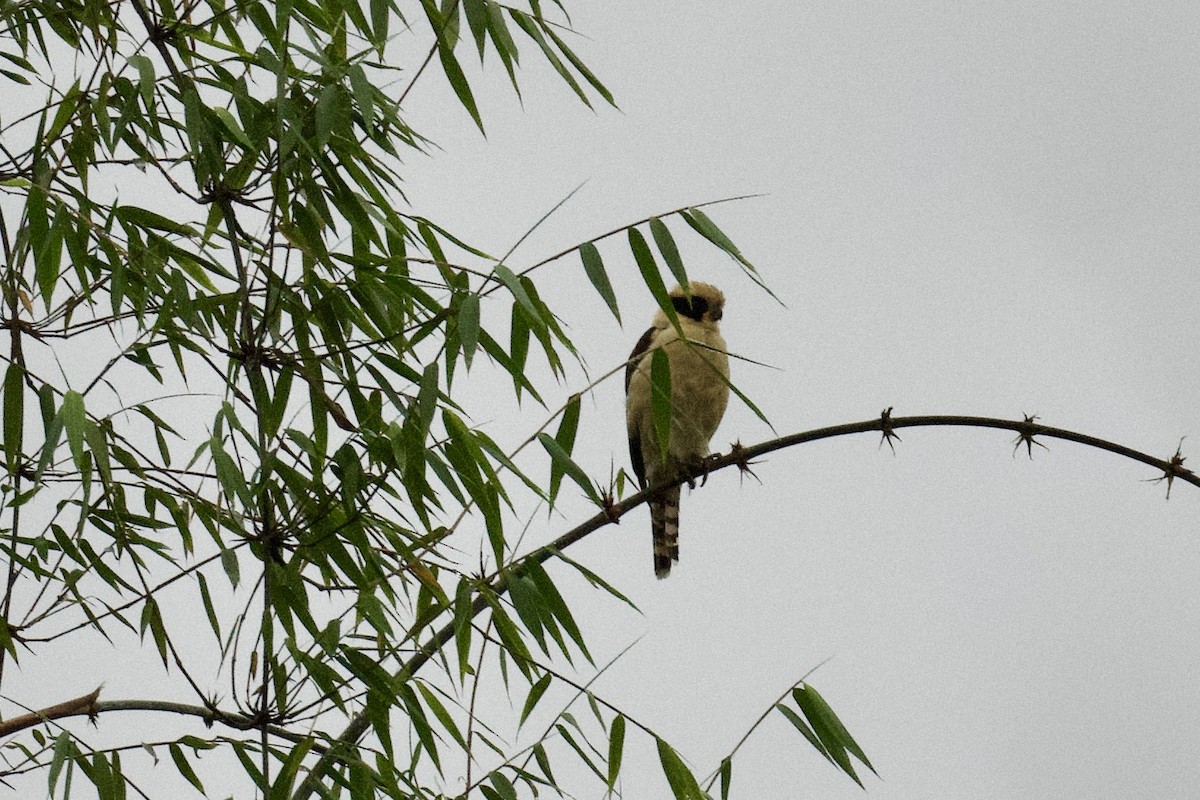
[625,326,656,488]
[625,326,655,392]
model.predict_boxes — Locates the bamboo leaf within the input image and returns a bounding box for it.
[437,40,484,132]
[348,63,375,128]
[682,207,751,268]
[454,578,474,680]
[552,550,640,612]
[537,432,598,506]
[656,738,703,800]
[487,597,533,678]
[525,560,592,663]
[61,390,86,470]
[47,81,82,143]
[489,771,518,800]
[0,68,29,86]
[115,204,198,237]
[487,0,520,89]
[3,363,23,472]
[0,618,18,662]
[196,573,221,643]
[48,732,73,794]
[533,742,555,786]
[169,743,205,793]
[210,106,254,150]
[262,366,294,440]
[459,292,480,367]
[509,10,590,107]
[556,723,605,780]
[140,598,170,668]
[793,684,875,778]
[209,436,250,507]
[494,264,541,323]
[777,703,831,763]
[579,241,620,323]
[507,573,549,653]
[83,421,112,487]
[629,227,679,330]
[464,0,489,58]
[439,0,462,45]
[519,672,552,726]
[220,548,240,589]
[28,160,60,307]
[542,24,615,106]
[649,217,688,289]
[36,398,62,481]
[607,714,626,789]
[415,362,440,437]
[416,682,468,748]
[785,689,863,785]
[509,301,531,399]
[315,83,351,147]
[273,738,315,795]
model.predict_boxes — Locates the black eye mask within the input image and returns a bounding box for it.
[671,295,709,321]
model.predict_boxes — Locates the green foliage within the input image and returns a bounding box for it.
[0,2,866,798]
[780,684,876,788]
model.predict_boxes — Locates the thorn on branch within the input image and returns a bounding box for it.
[244,706,281,729]
[1012,413,1049,460]
[147,22,179,44]
[202,695,220,728]
[198,181,246,207]
[601,494,620,523]
[879,407,900,455]
[228,341,289,371]
[730,441,762,486]
[16,458,38,482]
[1147,437,1192,499]
[0,685,103,737]
[600,464,620,522]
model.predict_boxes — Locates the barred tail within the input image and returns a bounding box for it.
[651,486,681,579]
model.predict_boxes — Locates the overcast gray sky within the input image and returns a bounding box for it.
[401,2,1200,797]
[7,2,1198,798]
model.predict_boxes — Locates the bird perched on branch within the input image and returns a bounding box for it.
[625,282,730,579]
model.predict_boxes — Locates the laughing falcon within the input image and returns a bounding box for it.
[625,282,730,579]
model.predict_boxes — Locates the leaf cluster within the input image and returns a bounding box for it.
[0,2,866,799]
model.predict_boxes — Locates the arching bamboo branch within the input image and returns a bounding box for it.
[7,415,1186,786]
[0,691,316,747]
[293,412,1196,799]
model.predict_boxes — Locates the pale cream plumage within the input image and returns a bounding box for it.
[625,282,730,578]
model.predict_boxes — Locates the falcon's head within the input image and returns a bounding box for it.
[669,282,725,325]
